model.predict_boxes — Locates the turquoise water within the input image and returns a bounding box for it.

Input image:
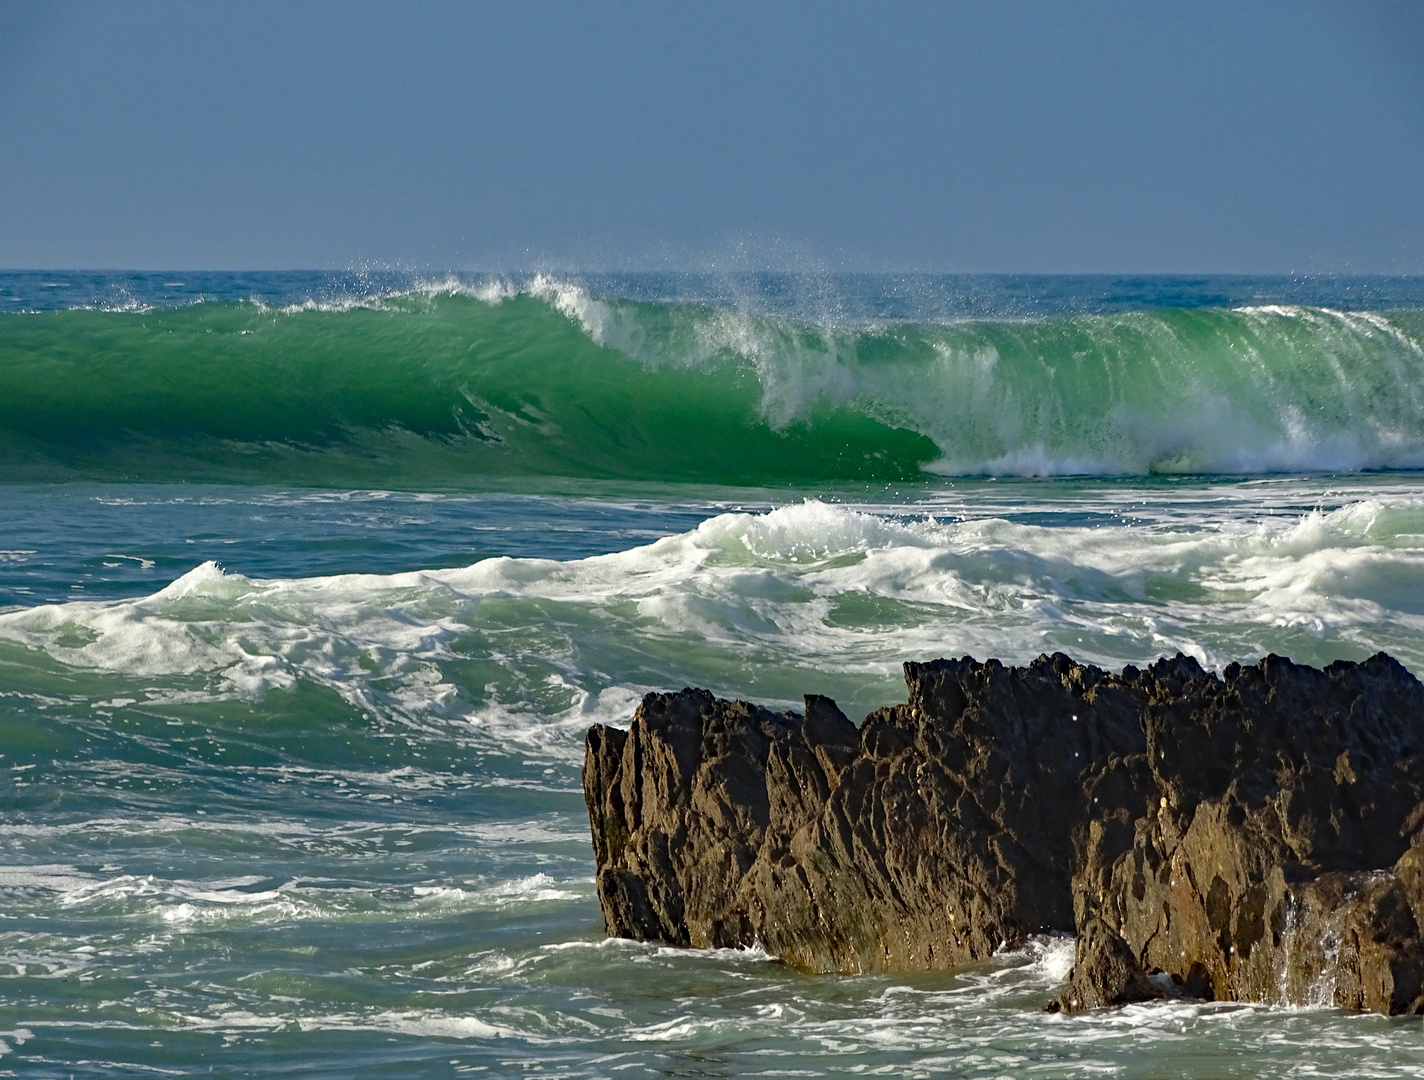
[3,273,1424,485]
[4,274,1424,1076]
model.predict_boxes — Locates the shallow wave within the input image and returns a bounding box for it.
[7,484,1424,1077]
[8,925,1419,1078]
[1,282,1421,482]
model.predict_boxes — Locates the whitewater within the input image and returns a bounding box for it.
[4,271,1424,1077]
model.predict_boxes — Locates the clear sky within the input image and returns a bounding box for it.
[1,0,1421,273]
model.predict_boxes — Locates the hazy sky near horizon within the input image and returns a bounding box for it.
[1,1,1421,273]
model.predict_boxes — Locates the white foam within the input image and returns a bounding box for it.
[19,865,589,929]
[0,1030,32,1060]
[413,874,585,908]
[0,863,105,893]
[4,497,1424,765]
[82,1007,516,1041]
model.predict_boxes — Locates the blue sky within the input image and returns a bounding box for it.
[1,0,1421,272]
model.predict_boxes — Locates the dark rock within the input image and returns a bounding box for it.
[581,652,1424,1015]
[1047,919,1161,1012]
[1077,653,1424,1013]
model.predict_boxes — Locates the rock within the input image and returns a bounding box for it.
[581,686,842,949]
[1047,918,1162,1012]
[1077,652,1424,1013]
[582,652,1424,1015]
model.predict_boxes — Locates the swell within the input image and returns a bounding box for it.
[1,283,1422,485]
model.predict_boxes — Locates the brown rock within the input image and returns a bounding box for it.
[581,652,1424,1015]
[1077,653,1424,1012]
[1047,919,1162,1012]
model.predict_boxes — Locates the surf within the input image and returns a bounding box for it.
[1,279,1422,485]
[6,493,1424,739]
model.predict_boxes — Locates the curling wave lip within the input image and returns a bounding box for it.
[1,286,1422,485]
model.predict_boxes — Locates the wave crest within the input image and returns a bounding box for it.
[1,288,1421,483]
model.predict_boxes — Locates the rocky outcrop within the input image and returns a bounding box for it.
[582,652,1424,1014]
[1075,653,1424,1013]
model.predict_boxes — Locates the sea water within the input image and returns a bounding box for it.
[3,272,1424,1077]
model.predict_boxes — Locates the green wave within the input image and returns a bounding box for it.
[1,288,1422,486]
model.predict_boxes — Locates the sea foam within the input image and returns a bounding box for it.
[3,498,1424,763]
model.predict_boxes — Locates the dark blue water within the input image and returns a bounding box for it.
[4,268,1423,317]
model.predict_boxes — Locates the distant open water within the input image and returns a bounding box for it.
[3,272,1424,1077]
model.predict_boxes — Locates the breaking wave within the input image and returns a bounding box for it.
[2,278,1422,484]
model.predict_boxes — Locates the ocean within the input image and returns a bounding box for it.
[3,270,1424,1077]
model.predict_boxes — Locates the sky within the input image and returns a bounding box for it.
[0,0,1421,273]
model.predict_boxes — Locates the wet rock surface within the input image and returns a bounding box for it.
[1046,918,1162,1013]
[582,652,1424,1014]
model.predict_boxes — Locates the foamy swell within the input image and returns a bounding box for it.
[3,497,1421,742]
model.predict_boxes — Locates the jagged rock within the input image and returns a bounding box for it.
[584,655,1149,971]
[582,652,1424,1015]
[1076,652,1424,1013]
[1047,919,1162,1012]
[581,686,859,951]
